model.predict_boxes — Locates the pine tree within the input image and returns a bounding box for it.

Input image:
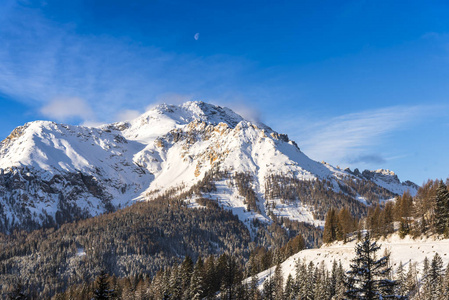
[180,255,194,295]
[338,207,355,242]
[189,261,204,300]
[295,259,307,299]
[248,273,262,300]
[421,257,431,300]
[344,232,400,299]
[273,263,284,300]
[219,254,242,300]
[262,270,275,300]
[395,261,406,297]
[323,208,340,243]
[330,260,338,297]
[314,262,330,299]
[93,270,113,300]
[429,253,444,299]
[443,263,449,300]
[435,181,449,236]
[404,261,418,299]
[284,274,295,300]
[169,265,182,299]
[203,255,218,299]
[334,261,346,300]
[303,261,315,300]
[8,280,28,300]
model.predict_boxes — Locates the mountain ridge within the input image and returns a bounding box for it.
[0,101,418,232]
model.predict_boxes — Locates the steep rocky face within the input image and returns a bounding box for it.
[345,168,419,196]
[0,101,418,233]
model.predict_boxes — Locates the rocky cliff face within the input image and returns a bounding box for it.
[0,101,418,232]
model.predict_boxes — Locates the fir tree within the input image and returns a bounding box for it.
[429,253,444,299]
[334,261,346,300]
[421,257,431,300]
[189,261,204,300]
[8,280,28,300]
[314,262,330,299]
[395,261,406,297]
[295,259,307,299]
[203,255,218,299]
[435,181,449,236]
[273,263,284,300]
[169,265,182,299]
[303,261,315,300]
[263,271,275,300]
[344,232,400,299]
[323,208,340,243]
[403,262,417,299]
[248,273,262,300]
[284,274,295,300]
[93,270,113,300]
[443,263,449,300]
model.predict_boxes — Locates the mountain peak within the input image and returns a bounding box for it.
[147,101,246,128]
[0,100,419,234]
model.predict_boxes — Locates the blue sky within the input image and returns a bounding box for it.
[0,0,448,184]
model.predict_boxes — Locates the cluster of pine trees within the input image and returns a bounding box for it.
[323,179,449,243]
[48,232,449,300]
[0,197,252,298]
[322,207,358,243]
[364,180,449,238]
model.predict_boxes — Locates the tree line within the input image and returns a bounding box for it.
[323,179,449,244]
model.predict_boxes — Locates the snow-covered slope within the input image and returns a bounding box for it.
[0,101,418,232]
[254,234,449,287]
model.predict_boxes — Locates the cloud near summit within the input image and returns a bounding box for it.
[40,98,94,122]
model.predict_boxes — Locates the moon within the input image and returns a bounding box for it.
[194,33,199,41]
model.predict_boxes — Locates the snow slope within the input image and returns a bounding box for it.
[254,233,449,287]
[0,101,419,231]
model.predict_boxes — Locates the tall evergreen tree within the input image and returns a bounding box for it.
[169,265,182,299]
[203,255,218,299]
[93,270,113,300]
[323,208,340,243]
[248,273,262,300]
[435,181,449,236]
[429,253,444,300]
[284,273,296,300]
[262,270,275,300]
[344,232,400,299]
[421,257,432,300]
[8,280,28,300]
[273,263,284,300]
[402,262,417,299]
[395,261,406,297]
[189,260,204,300]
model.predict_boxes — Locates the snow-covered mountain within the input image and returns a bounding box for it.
[0,101,418,232]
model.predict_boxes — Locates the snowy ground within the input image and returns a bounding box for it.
[254,233,449,287]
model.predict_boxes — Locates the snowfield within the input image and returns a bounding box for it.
[254,233,449,287]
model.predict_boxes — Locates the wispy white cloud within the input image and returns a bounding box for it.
[275,105,439,167]
[40,97,94,122]
[0,3,253,124]
[116,109,142,122]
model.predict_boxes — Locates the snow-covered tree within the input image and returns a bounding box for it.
[429,253,444,299]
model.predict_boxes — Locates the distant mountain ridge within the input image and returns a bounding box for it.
[0,101,418,232]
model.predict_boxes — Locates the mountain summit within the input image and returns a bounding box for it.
[0,101,417,232]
